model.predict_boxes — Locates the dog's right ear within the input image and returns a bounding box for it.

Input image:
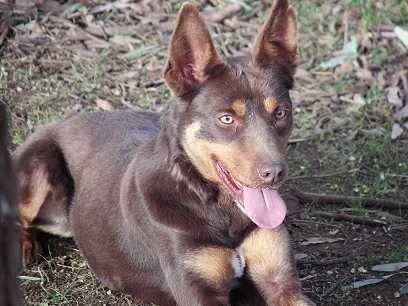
[252,0,298,78]
[164,3,225,97]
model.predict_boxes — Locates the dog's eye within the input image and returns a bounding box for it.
[218,115,235,125]
[275,107,288,120]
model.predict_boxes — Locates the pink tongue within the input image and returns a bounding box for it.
[241,187,287,229]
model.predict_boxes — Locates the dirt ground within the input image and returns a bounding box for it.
[1,0,408,305]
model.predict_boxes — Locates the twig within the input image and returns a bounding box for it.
[298,255,353,266]
[322,275,353,298]
[47,16,110,49]
[206,4,242,23]
[291,188,408,210]
[290,219,341,228]
[288,138,309,144]
[311,211,387,227]
[288,168,359,181]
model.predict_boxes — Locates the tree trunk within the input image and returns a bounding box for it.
[0,101,22,306]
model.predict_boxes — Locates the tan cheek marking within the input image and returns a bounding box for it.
[241,227,291,283]
[232,99,246,117]
[183,247,234,288]
[264,97,278,114]
[183,122,259,185]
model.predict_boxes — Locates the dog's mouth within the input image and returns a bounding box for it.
[214,160,287,229]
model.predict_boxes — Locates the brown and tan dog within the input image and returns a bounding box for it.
[13,1,315,305]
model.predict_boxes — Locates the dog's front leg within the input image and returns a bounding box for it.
[161,246,238,306]
[242,227,315,306]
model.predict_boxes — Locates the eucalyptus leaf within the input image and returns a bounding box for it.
[400,283,408,294]
[395,26,408,48]
[372,262,408,272]
[343,274,396,290]
[110,35,142,45]
[119,45,158,60]
[320,40,358,69]
[18,275,43,282]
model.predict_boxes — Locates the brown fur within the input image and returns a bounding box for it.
[14,1,315,305]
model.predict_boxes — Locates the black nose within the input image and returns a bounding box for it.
[257,162,287,186]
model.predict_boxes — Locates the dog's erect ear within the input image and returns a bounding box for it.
[252,0,298,76]
[164,3,225,97]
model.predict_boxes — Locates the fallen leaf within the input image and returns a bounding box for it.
[119,45,158,60]
[400,283,408,294]
[334,60,354,76]
[294,253,308,260]
[344,274,396,290]
[300,237,344,246]
[387,86,403,107]
[372,262,408,272]
[391,123,403,140]
[352,94,365,108]
[356,69,373,82]
[395,26,408,48]
[95,98,113,111]
[394,106,408,121]
[320,39,358,69]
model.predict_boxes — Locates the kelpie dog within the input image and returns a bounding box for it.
[14,0,314,305]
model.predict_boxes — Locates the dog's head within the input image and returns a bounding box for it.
[164,0,298,228]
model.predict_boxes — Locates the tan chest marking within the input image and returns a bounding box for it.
[232,99,246,117]
[183,247,235,288]
[264,97,278,114]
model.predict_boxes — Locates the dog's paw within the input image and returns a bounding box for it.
[21,229,44,267]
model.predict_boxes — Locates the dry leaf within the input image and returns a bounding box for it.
[391,123,403,140]
[294,253,308,260]
[394,105,408,121]
[387,86,403,108]
[300,237,345,246]
[95,98,113,111]
[356,69,373,82]
[335,60,354,76]
[352,94,365,108]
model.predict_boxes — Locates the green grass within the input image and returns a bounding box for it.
[387,246,408,263]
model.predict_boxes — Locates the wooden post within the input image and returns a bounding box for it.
[0,101,22,306]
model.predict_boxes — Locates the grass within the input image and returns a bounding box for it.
[388,247,408,263]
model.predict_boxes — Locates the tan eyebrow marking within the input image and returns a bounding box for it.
[264,97,278,114]
[232,99,246,117]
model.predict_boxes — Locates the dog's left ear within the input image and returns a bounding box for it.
[164,3,225,97]
[252,0,298,77]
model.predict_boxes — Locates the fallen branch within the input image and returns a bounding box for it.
[311,211,387,227]
[47,16,110,49]
[298,255,353,266]
[206,4,242,23]
[291,188,408,210]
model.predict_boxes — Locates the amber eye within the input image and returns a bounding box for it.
[218,114,235,125]
[275,107,288,120]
